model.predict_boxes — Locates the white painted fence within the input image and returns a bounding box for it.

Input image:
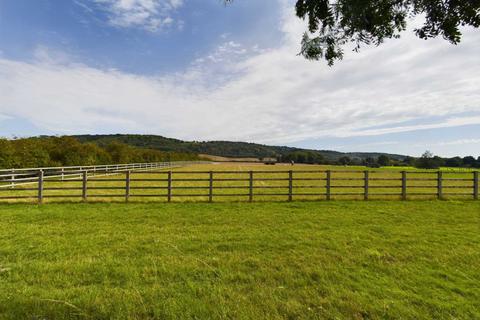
[0,161,208,189]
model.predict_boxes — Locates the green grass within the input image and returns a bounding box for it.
[0,201,479,319]
[1,163,478,203]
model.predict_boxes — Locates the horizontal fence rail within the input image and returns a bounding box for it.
[0,169,479,203]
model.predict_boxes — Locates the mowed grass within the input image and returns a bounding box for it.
[0,201,479,319]
[1,163,478,203]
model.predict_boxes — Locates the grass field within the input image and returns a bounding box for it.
[0,201,479,319]
[1,163,478,203]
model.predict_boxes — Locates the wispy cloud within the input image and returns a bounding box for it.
[91,0,183,32]
[333,141,400,151]
[418,138,480,147]
[0,114,11,121]
[336,116,480,138]
[33,46,75,65]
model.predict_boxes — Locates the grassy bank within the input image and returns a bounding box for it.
[0,201,479,319]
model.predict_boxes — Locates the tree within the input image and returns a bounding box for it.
[402,156,416,166]
[294,0,480,65]
[377,155,390,167]
[338,156,351,165]
[0,139,16,168]
[306,151,324,164]
[445,156,462,167]
[415,150,443,169]
[282,151,326,164]
[48,137,112,166]
[462,156,476,167]
[363,157,379,167]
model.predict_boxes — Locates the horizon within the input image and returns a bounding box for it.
[1,0,480,158]
[4,133,478,159]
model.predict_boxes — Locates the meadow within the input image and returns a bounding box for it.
[0,163,478,203]
[0,201,479,319]
[1,163,478,318]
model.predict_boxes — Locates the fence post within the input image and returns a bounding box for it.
[38,170,44,204]
[364,171,369,200]
[209,171,213,202]
[10,168,15,189]
[326,170,331,200]
[125,171,131,202]
[437,171,443,200]
[249,171,253,202]
[167,171,172,202]
[61,167,65,181]
[401,171,407,201]
[474,171,479,200]
[288,170,293,201]
[82,170,88,202]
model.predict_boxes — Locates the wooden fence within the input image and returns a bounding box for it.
[0,169,478,203]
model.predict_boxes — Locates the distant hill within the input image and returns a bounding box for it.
[73,134,407,162]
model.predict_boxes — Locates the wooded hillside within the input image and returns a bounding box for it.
[73,134,407,162]
[3,134,479,169]
[0,136,199,169]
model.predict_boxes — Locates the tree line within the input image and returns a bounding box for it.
[412,151,480,169]
[278,150,480,169]
[1,136,478,170]
[0,136,199,169]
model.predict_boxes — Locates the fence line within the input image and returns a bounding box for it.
[0,161,208,189]
[0,169,479,203]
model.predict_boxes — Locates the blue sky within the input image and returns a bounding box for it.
[0,0,479,157]
[0,0,282,73]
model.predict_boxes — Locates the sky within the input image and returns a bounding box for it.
[0,0,479,157]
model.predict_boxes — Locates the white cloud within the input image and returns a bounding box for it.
[0,114,11,121]
[333,116,480,138]
[0,3,479,144]
[33,46,74,65]
[334,141,401,150]
[92,0,183,32]
[423,139,480,147]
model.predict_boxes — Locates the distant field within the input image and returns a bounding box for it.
[0,201,478,319]
[198,154,262,162]
[0,163,478,203]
